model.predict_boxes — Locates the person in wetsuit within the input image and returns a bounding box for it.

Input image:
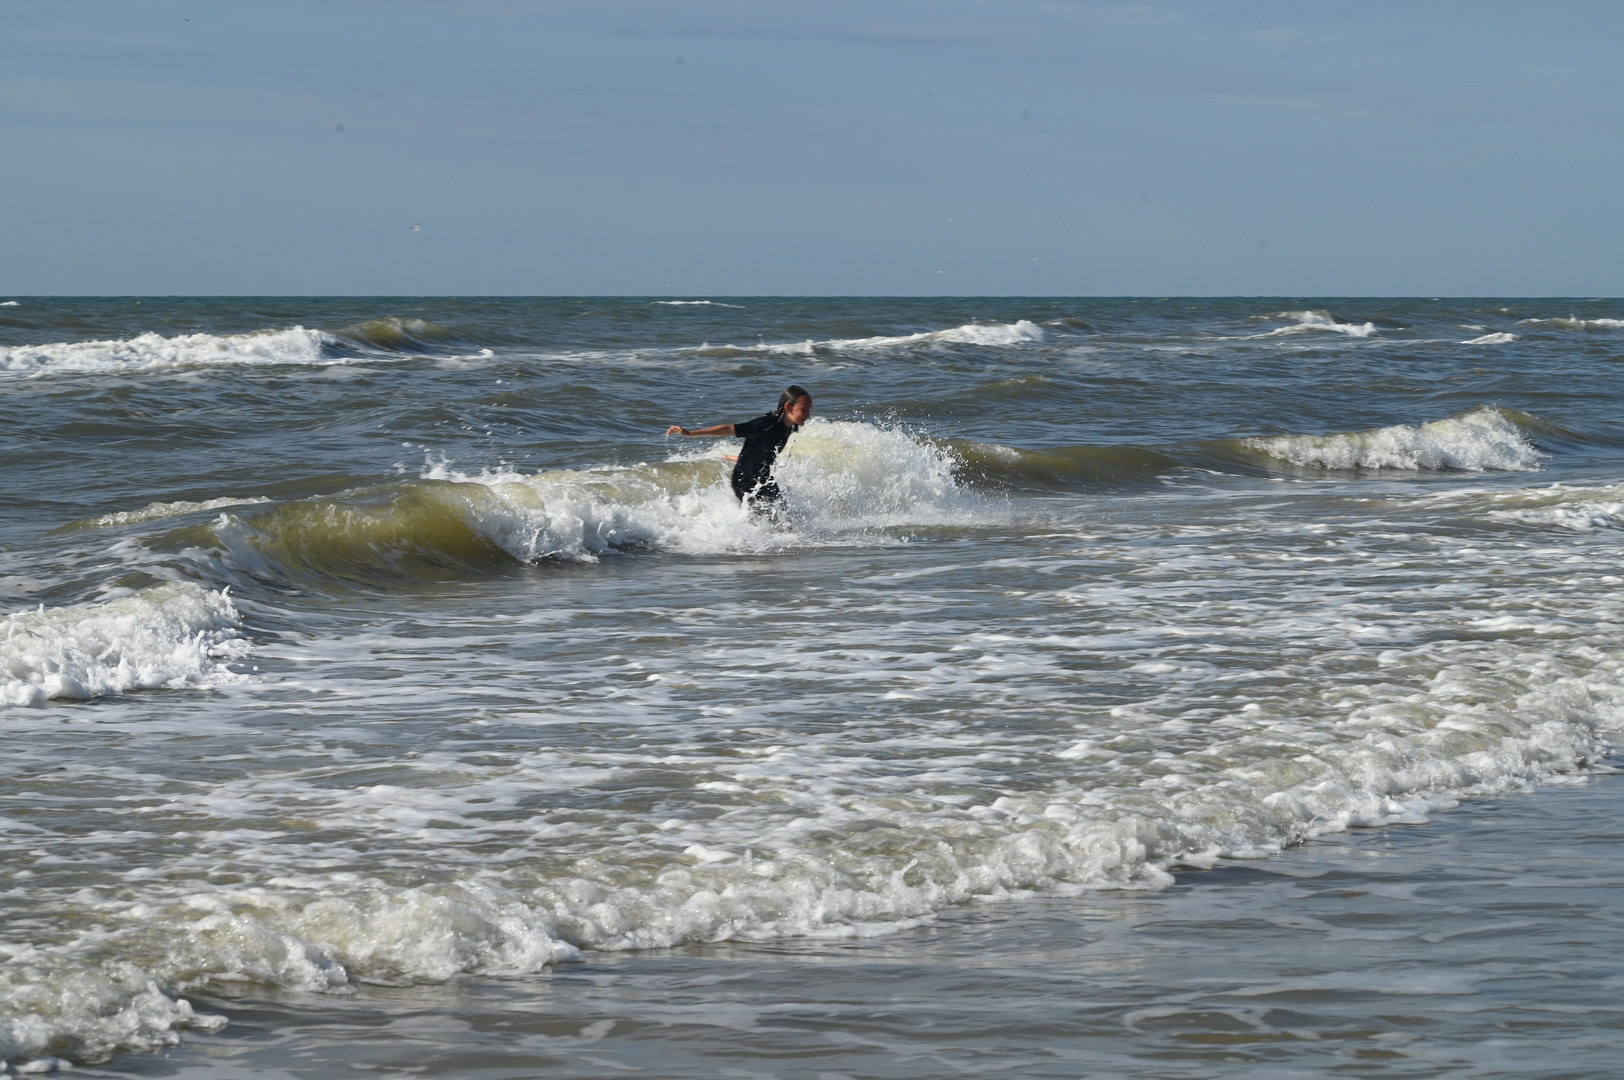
[666,385,812,510]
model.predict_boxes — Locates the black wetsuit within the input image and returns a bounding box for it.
[731,412,796,504]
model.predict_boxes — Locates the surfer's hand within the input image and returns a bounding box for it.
[722,454,738,463]
[666,425,687,436]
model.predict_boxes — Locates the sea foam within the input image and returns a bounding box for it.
[1241,407,1544,472]
[0,583,249,705]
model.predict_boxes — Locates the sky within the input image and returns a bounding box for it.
[3,0,1621,296]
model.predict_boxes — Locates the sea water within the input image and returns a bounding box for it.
[2,297,1622,1076]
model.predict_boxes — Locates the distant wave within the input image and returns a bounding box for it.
[0,328,328,377]
[1,582,249,705]
[654,300,744,308]
[695,319,1044,357]
[0,315,489,377]
[1237,406,1545,472]
[1248,310,1378,339]
[1516,316,1624,331]
[1461,332,1518,345]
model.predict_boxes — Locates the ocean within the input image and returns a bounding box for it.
[3,296,1622,1077]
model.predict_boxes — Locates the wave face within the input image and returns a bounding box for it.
[325,316,470,353]
[1,583,248,705]
[1237,407,1545,472]
[946,439,1179,490]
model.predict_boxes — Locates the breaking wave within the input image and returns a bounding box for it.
[1,317,477,378]
[0,328,328,377]
[1517,316,1624,332]
[695,319,1044,357]
[0,583,249,706]
[1236,406,1546,473]
[192,420,972,586]
[1248,310,1378,339]
[1461,331,1518,345]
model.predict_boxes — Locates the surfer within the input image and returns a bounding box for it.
[666,385,812,511]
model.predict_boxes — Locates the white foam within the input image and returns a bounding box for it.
[0,301,18,307]
[0,956,224,1065]
[0,328,328,378]
[1250,310,1377,339]
[0,582,249,706]
[1480,483,1624,531]
[13,477,1624,1066]
[80,497,272,529]
[1460,332,1517,345]
[719,320,1044,356]
[409,419,973,563]
[1242,407,1545,472]
[654,300,743,307]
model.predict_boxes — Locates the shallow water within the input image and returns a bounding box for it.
[86,772,1624,1079]
[3,296,1623,1072]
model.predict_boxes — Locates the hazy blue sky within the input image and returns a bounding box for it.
[4,1,1621,295]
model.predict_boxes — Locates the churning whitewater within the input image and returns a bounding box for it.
[3,297,1624,1071]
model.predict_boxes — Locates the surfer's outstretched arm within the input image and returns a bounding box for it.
[666,423,735,437]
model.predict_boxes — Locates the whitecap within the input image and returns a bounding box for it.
[1241,406,1545,472]
[711,320,1044,356]
[1249,310,1377,339]
[0,583,250,706]
[0,328,329,378]
[1460,332,1517,345]
[1516,316,1624,331]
